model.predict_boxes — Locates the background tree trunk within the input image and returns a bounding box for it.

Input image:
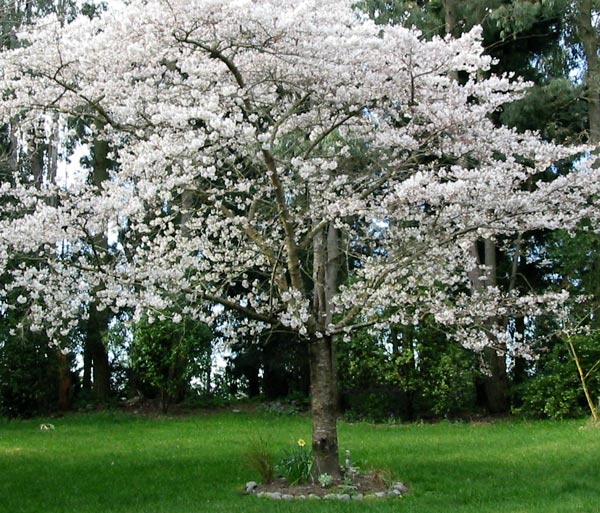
[87,302,111,403]
[85,133,112,403]
[442,0,459,37]
[57,352,73,411]
[470,240,511,413]
[577,0,600,145]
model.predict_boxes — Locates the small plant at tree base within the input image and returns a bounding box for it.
[243,437,275,483]
[337,483,359,495]
[275,438,313,485]
[318,473,334,488]
[342,449,360,481]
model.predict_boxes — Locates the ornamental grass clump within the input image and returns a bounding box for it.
[243,437,275,483]
[275,438,313,485]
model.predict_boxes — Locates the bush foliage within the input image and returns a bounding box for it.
[516,333,600,419]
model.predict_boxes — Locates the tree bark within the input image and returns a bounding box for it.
[577,0,600,145]
[57,352,73,411]
[469,240,511,413]
[85,133,112,403]
[82,345,92,391]
[309,223,341,477]
[481,239,509,412]
[482,346,510,414]
[442,0,459,37]
[309,333,340,478]
[325,224,343,414]
[87,302,111,403]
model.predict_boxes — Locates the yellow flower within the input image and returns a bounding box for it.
[297,438,306,447]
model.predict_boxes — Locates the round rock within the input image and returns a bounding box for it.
[393,482,409,494]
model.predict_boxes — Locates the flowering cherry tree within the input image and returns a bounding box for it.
[0,0,598,475]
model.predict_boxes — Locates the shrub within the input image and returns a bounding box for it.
[130,315,212,413]
[0,332,59,418]
[338,322,478,421]
[516,334,600,419]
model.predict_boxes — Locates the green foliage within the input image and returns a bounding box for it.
[0,326,59,418]
[416,333,479,417]
[354,0,444,37]
[181,390,234,409]
[516,333,600,419]
[490,1,545,39]
[543,229,600,324]
[342,390,406,423]
[501,80,586,142]
[337,329,397,390]
[227,329,309,399]
[338,324,478,421]
[130,314,212,412]
[275,439,313,485]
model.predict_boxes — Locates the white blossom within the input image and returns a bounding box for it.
[0,0,597,351]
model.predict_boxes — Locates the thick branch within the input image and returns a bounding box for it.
[174,35,246,89]
[262,148,304,293]
[219,203,288,291]
[202,292,275,324]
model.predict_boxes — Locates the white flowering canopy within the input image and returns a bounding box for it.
[0,0,597,348]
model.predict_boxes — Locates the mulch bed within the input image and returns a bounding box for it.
[252,475,408,498]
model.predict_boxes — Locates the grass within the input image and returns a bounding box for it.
[1,411,599,513]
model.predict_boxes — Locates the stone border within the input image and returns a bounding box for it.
[246,481,409,501]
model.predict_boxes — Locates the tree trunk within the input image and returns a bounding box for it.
[87,302,111,403]
[57,352,73,411]
[577,0,600,145]
[309,223,341,478]
[442,0,459,37]
[309,334,340,478]
[511,315,528,385]
[449,7,510,414]
[82,346,92,391]
[482,346,510,414]
[84,129,112,403]
[483,239,510,413]
[325,224,342,415]
[160,388,169,414]
[246,368,260,397]
[469,240,511,413]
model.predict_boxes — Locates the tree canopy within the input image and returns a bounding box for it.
[0,0,599,472]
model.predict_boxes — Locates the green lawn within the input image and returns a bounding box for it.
[1,411,599,513]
